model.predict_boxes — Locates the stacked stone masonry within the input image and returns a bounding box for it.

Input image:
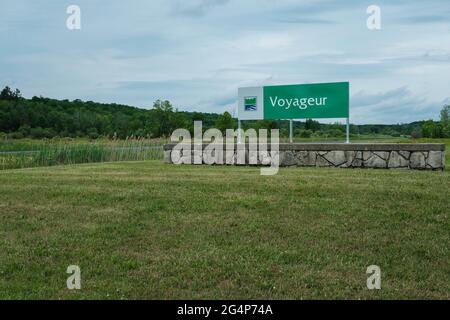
[163,143,445,170]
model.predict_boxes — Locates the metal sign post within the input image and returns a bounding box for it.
[238,119,242,143]
[289,120,293,143]
[346,117,350,144]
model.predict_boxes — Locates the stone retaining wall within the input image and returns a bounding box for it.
[163,143,445,170]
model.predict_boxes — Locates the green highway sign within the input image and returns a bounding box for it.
[237,82,349,120]
[263,82,349,119]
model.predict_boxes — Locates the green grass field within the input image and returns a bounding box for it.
[0,159,449,299]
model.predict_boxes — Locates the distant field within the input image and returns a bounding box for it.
[0,160,449,299]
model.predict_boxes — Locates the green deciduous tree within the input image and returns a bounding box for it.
[215,112,235,133]
[305,119,320,132]
[150,100,188,137]
[255,120,277,131]
[440,105,450,138]
[422,120,442,138]
[0,86,22,100]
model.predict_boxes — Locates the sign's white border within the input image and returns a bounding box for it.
[237,86,264,120]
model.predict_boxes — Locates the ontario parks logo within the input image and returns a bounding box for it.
[244,96,257,111]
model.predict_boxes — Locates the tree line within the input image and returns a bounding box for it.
[0,86,230,139]
[0,86,448,139]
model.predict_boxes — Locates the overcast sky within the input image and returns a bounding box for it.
[1,0,450,124]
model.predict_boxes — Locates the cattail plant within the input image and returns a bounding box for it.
[0,137,165,170]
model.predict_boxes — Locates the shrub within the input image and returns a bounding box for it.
[87,127,99,139]
[300,129,313,138]
[422,120,442,138]
[326,129,344,137]
[7,131,24,139]
[411,127,422,139]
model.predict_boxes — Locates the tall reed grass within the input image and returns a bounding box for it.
[0,138,164,170]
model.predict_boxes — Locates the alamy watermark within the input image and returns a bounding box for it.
[66,265,81,290]
[170,121,280,175]
[367,5,381,30]
[366,265,381,290]
[66,5,81,30]
[64,5,380,31]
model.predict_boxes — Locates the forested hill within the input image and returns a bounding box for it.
[0,86,435,139]
[0,86,220,139]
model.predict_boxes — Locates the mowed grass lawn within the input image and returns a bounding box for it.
[0,161,449,299]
